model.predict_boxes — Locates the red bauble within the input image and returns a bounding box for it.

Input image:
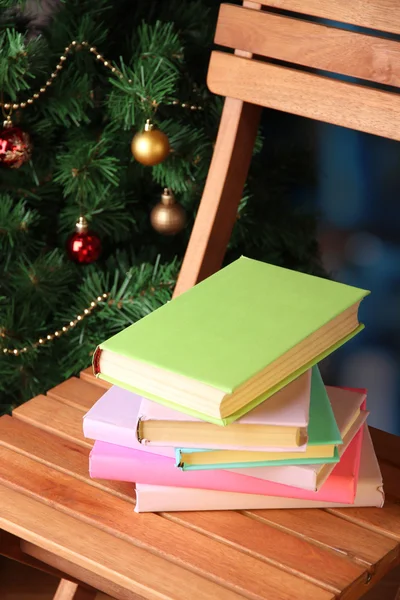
[66,217,101,264]
[0,123,32,169]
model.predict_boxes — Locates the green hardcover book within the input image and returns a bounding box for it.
[176,367,343,470]
[93,256,369,425]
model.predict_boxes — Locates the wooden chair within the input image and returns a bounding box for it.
[2,2,400,599]
[173,0,400,297]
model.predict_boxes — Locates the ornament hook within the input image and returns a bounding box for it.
[1,104,13,129]
[76,215,88,233]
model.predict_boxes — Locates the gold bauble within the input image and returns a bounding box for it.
[131,119,170,166]
[150,188,186,235]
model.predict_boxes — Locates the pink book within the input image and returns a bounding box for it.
[227,387,367,491]
[89,422,364,503]
[134,426,383,512]
[137,369,311,451]
[82,385,175,458]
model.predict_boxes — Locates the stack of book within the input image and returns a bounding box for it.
[83,257,385,513]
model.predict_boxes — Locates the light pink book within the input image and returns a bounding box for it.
[134,426,383,512]
[227,388,367,491]
[137,370,311,451]
[89,422,364,503]
[82,385,175,458]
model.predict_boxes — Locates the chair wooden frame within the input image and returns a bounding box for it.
[173,0,400,297]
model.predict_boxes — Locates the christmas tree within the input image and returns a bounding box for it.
[0,0,324,413]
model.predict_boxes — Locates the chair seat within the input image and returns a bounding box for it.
[0,369,399,600]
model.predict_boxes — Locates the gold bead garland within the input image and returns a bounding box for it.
[1,281,175,356]
[1,292,109,356]
[0,41,204,113]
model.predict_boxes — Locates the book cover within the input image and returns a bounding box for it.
[228,404,367,491]
[176,369,344,469]
[134,425,383,512]
[82,385,175,458]
[89,424,363,503]
[94,256,369,425]
[137,369,311,450]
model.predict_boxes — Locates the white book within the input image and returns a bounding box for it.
[134,426,384,513]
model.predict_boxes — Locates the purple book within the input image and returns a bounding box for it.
[82,386,174,458]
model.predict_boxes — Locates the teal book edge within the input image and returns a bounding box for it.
[175,447,340,471]
[95,325,364,426]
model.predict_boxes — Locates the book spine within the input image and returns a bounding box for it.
[134,482,384,513]
[93,346,102,376]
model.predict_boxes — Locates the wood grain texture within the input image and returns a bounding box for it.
[255,0,400,35]
[0,416,133,502]
[53,580,96,600]
[0,530,85,585]
[47,378,104,412]
[12,395,91,449]
[80,368,110,389]
[215,4,400,87]
[3,367,400,600]
[80,368,110,390]
[245,509,399,567]
[173,97,262,297]
[0,485,249,600]
[22,542,145,600]
[0,447,333,600]
[207,51,400,141]
[162,510,367,597]
[327,502,400,543]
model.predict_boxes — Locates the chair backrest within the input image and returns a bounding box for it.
[173,0,400,297]
[208,0,400,141]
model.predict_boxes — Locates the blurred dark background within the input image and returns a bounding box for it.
[264,107,400,436]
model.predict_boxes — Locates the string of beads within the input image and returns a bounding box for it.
[1,292,109,356]
[0,41,203,117]
[1,281,174,356]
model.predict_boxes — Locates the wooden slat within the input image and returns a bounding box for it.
[328,502,400,543]
[163,510,367,597]
[0,416,134,501]
[22,541,145,600]
[47,378,104,412]
[0,485,247,600]
[173,97,262,296]
[0,450,334,600]
[207,51,400,141]
[53,580,96,600]
[0,530,89,586]
[256,0,400,36]
[244,509,399,570]
[12,395,91,448]
[215,4,400,87]
[80,368,110,390]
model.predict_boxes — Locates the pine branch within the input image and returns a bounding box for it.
[0,29,33,94]
[59,185,137,242]
[40,70,94,127]
[0,195,41,253]
[106,20,183,128]
[9,249,76,310]
[151,119,211,193]
[54,134,120,202]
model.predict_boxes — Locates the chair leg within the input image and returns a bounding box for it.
[173,96,262,297]
[53,579,97,600]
